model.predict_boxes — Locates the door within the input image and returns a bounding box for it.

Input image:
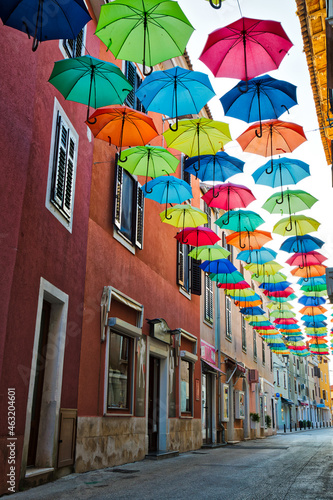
[148,356,160,452]
[27,301,51,466]
[202,373,212,444]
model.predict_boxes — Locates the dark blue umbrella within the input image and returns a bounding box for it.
[0,0,91,51]
[136,66,215,131]
[184,151,244,181]
[200,259,237,274]
[303,321,327,328]
[220,74,297,138]
[279,234,324,254]
[298,295,326,306]
[239,306,265,316]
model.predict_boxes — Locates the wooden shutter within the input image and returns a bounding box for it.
[177,242,185,286]
[113,161,123,230]
[204,273,213,321]
[135,182,144,249]
[191,258,202,296]
[125,61,136,108]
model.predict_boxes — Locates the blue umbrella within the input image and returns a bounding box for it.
[303,321,327,328]
[136,66,215,131]
[184,151,245,182]
[298,295,326,306]
[276,323,301,330]
[209,270,245,283]
[200,259,237,274]
[297,276,326,286]
[301,314,327,322]
[142,176,192,218]
[252,157,310,193]
[0,0,91,51]
[220,74,297,138]
[280,234,324,254]
[259,281,291,291]
[236,247,277,265]
[240,306,266,315]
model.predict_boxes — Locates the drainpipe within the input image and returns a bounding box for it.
[215,282,224,442]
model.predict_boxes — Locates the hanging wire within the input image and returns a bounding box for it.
[236,0,243,17]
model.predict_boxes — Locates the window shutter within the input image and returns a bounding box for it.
[62,28,84,58]
[177,242,185,286]
[125,61,136,108]
[63,134,76,219]
[191,258,202,296]
[204,202,211,228]
[135,182,144,249]
[204,273,213,321]
[113,161,123,230]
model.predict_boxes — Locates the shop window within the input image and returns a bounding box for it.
[204,273,213,323]
[113,163,144,250]
[177,242,201,296]
[124,61,145,112]
[241,315,246,352]
[225,296,232,340]
[180,359,193,415]
[107,331,133,411]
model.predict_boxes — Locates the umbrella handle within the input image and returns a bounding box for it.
[169,118,179,132]
[32,37,39,52]
[237,80,249,94]
[265,163,274,175]
[276,191,284,204]
[221,211,230,226]
[239,232,246,249]
[145,185,153,194]
[164,209,172,220]
[209,0,222,8]
[143,65,153,76]
[285,218,293,232]
[255,122,263,138]
[281,104,290,114]
[118,155,128,163]
[87,116,97,125]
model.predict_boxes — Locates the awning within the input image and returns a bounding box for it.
[202,359,225,375]
[298,399,309,406]
[316,403,326,408]
[281,397,294,405]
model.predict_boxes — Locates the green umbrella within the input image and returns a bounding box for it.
[188,244,230,260]
[267,301,294,311]
[272,215,320,236]
[269,310,296,318]
[215,209,264,232]
[48,55,132,123]
[95,0,194,75]
[246,260,283,276]
[262,189,318,215]
[302,290,327,297]
[253,272,287,284]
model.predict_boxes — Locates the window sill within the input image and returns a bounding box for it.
[113,227,135,254]
[203,319,213,328]
[242,348,247,354]
[225,336,232,343]
[179,286,191,300]
[180,414,193,419]
[104,411,133,417]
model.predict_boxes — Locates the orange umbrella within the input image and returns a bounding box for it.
[290,264,326,278]
[86,105,159,154]
[299,305,328,315]
[236,119,306,172]
[226,230,272,250]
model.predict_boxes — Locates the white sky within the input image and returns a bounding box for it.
[178,0,333,373]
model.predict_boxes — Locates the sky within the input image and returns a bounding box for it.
[178,0,333,374]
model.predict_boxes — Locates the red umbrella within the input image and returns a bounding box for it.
[263,287,294,298]
[237,120,306,172]
[202,182,256,210]
[217,281,250,290]
[286,251,327,267]
[273,318,298,325]
[199,17,293,83]
[175,226,220,246]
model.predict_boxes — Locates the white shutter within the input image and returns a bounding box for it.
[113,162,123,230]
[135,182,144,249]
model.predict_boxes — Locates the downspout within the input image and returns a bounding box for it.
[215,282,224,442]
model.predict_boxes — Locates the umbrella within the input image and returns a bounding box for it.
[274,318,298,325]
[217,280,250,290]
[237,120,307,172]
[205,0,225,9]
[184,151,244,182]
[211,271,245,286]
[263,287,295,298]
[302,290,327,297]
[163,118,232,173]
[301,314,327,323]
[226,230,272,250]
[136,66,215,131]
[266,294,297,302]
[200,259,237,274]
[291,265,326,278]
[240,306,266,315]
[225,287,257,298]
[86,106,158,155]
[298,295,326,306]
[286,251,327,268]
[272,215,320,236]
[142,176,192,216]
[297,276,326,287]
[175,227,220,246]
[0,0,91,51]
[269,309,295,318]
[245,261,283,276]
[95,0,194,76]
[254,272,287,284]
[220,74,297,137]
[262,189,317,214]
[300,283,327,292]
[202,182,255,211]
[280,234,324,254]
[259,281,291,292]
[160,205,207,231]
[188,244,230,261]
[237,248,277,265]
[215,210,265,233]
[266,301,294,310]
[199,17,292,82]
[48,55,133,123]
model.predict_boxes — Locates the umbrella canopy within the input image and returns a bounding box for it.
[297,276,326,287]
[240,306,266,315]
[267,301,294,310]
[269,310,296,318]
[200,259,237,274]
[280,234,324,254]
[265,294,297,302]
[263,287,295,298]
[272,215,320,236]
[0,0,91,51]
[215,210,264,232]
[259,281,291,292]
[211,270,245,285]
[199,17,292,81]
[220,74,297,137]
[274,317,298,325]
[237,248,277,265]
[298,295,326,306]
[175,227,220,247]
[202,182,255,210]
[184,151,244,182]
[254,272,288,284]
[86,105,158,154]
[291,265,326,278]
[160,205,207,229]
[252,157,310,188]
[246,261,283,276]
[262,189,317,214]
[95,0,194,75]
[286,251,327,267]
[188,244,230,261]
[48,55,132,123]
[142,176,192,217]
[226,230,272,250]
[302,290,327,297]
[301,314,327,323]
[136,66,215,130]
[217,280,250,290]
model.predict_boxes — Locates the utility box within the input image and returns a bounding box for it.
[326,268,333,302]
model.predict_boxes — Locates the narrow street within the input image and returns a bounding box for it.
[10,429,333,500]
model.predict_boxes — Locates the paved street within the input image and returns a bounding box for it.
[10,429,333,500]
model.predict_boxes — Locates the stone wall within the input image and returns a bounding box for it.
[168,418,202,452]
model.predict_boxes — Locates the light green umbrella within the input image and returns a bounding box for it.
[272,215,320,236]
[188,244,230,260]
[262,189,318,215]
[246,260,283,276]
[95,0,194,75]
[205,0,225,8]
[269,310,296,318]
[253,272,287,284]
[160,205,207,228]
[267,301,294,311]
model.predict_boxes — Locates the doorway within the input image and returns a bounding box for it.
[148,356,160,452]
[202,373,212,444]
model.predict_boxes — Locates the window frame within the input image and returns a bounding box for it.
[180,358,193,417]
[253,330,257,361]
[225,296,232,341]
[241,314,247,352]
[46,98,78,232]
[124,61,145,112]
[204,273,214,324]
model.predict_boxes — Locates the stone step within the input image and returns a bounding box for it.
[145,450,179,460]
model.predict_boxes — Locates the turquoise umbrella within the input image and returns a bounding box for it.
[215,209,264,231]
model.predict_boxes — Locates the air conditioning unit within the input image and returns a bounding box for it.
[248,369,259,383]
[300,384,305,390]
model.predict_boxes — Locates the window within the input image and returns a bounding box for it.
[114,163,144,249]
[180,359,193,414]
[298,383,301,395]
[253,330,257,361]
[181,154,191,192]
[204,201,211,229]
[46,99,78,232]
[312,389,315,400]
[276,370,280,386]
[315,385,317,396]
[270,351,273,372]
[294,379,297,392]
[325,374,327,383]
[60,27,86,58]
[222,231,233,262]
[204,273,213,323]
[284,373,287,389]
[297,359,300,370]
[177,243,201,296]
[124,61,145,112]
[225,296,232,340]
[311,368,314,378]
[323,389,327,400]
[241,315,246,352]
[262,340,265,366]
[107,332,133,411]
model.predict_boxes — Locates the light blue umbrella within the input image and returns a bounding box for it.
[142,176,192,218]
[297,276,326,287]
[301,314,327,322]
[236,247,277,265]
[136,66,215,131]
[252,157,310,188]
[184,151,245,181]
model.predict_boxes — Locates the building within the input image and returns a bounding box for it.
[318,356,332,424]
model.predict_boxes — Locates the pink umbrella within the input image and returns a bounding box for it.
[199,17,293,84]
[202,182,256,210]
[217,280,250,290]
[286,251,327,268]
[175,226,221,246]
[274,318,298,325]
